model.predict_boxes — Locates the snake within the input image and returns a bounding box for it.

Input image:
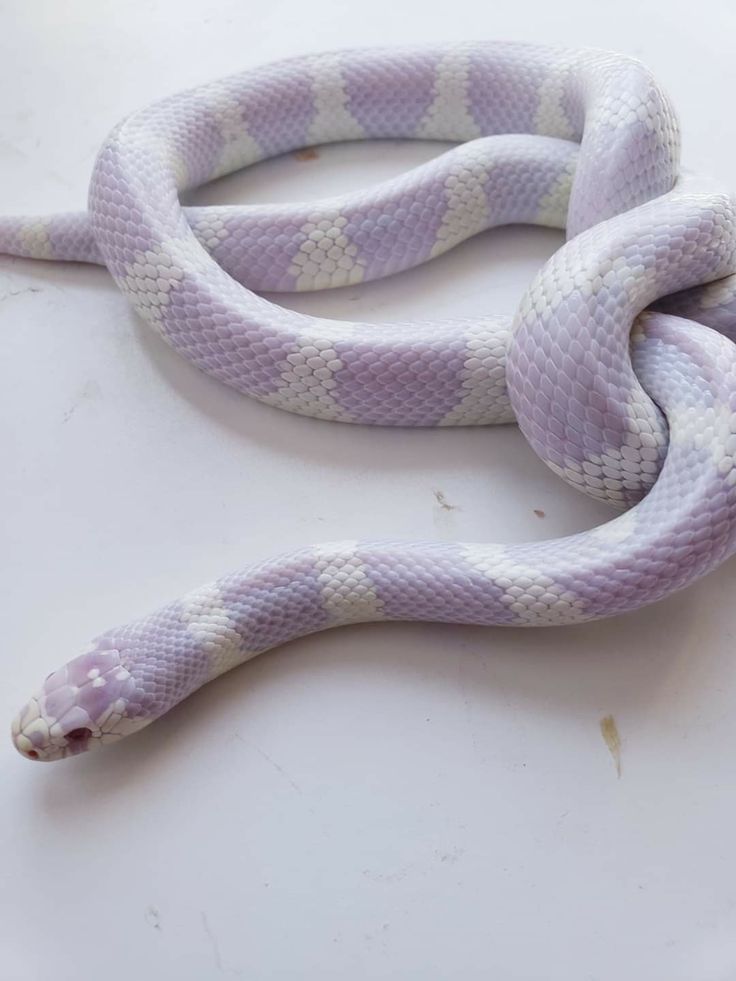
[6,42,736,762]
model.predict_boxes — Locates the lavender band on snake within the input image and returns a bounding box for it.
[4,43,736,761]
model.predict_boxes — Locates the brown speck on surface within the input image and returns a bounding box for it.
[434,489,458,511]
[600,714,622,777]
[294,147,319,161]
[533,509,546,518]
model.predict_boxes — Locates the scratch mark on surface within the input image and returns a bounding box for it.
[457,658,480,757]
[436,846,464,864]
[294,147,319,161]
[434,489,458,511]
[362,864,413,884]
[43,168,77,191]
[62,379,101,424]
[363,922,391,947]
[233,733,303,795]
[0,136,30,161]
[600,714,622,777]
[201,912,224,972]
[145,905,162,931]
[0,286,42,302]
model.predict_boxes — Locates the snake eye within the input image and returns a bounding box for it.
[27,750,39,760]
[66,727,92,742]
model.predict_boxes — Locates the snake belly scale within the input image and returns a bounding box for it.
[5,43,736,761]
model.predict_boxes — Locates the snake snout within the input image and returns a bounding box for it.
[11,691,99,762]
[10,700,44,760]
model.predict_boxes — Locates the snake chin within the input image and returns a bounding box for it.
[11,647,149,761]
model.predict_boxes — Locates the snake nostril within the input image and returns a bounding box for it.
[66,727,92,743]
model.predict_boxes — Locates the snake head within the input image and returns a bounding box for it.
[11,647,148,761]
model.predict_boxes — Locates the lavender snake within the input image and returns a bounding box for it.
[6,42,736,761]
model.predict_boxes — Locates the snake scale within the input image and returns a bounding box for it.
[6,43,736,761]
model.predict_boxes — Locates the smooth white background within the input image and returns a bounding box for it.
[2,3,736,979]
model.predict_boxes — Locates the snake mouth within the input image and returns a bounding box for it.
[11,697,50,761]
[12,705,127,761]
[12,729,42,760]
[11,700,99,762]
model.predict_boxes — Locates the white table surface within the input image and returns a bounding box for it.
[2,3,736,979]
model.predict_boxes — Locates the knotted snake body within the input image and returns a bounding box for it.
[7,43,736,761]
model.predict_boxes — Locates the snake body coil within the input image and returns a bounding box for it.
[6,43,736,761]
